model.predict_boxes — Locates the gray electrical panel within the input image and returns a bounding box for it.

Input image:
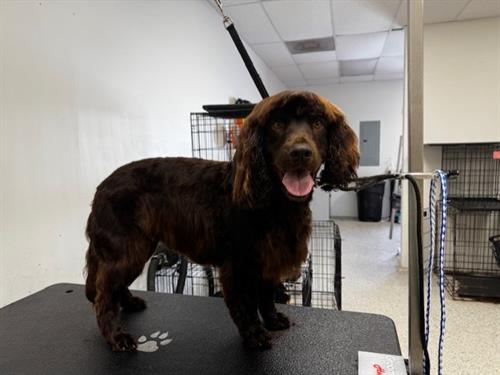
[359,121,380,166]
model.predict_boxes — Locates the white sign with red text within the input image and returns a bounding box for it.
[358,351,407,375]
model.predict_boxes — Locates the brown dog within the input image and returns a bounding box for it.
[85,90,359,351]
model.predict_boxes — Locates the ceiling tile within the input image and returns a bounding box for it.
[375,56,404,78]
[395,0,469,27]
[382,29,404,56]
[336,32,388,60]
[272,65,307,86]
[374,73,404,81]
[458,0,500,20]
[339,58,378,76]
[332,0,402,35]
[305,77,341,86]
[226,3,281,44]
[263,0,333,41]
[299,61,340,79]
[292,50,337,64]
[251,43,295,67]
[340,74,375,83]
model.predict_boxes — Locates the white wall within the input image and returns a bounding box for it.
[400,18,500,268]
[424,17,500,144]
[0,0,285,307]
[302,80,404,218]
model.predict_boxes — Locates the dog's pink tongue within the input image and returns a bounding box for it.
[282,171,314,197]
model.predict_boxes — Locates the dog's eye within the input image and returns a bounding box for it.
[272,122,285,131]
[313,121,324,130]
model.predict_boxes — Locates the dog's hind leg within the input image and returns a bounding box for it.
[119,236,156,313]
[94,261,137,351]
[93,236,154,351]
[120,289,147,313]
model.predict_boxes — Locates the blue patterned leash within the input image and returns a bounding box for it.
[425,170,448,375]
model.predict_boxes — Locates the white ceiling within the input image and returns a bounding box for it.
[211,0,500,87]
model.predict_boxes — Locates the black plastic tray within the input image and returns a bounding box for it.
[202,104,255,119]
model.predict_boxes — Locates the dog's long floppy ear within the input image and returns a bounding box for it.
[232,99,274,208]
[318,97,360,191]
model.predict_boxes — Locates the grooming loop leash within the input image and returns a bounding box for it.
[326,170,454,375]
[212,0,269,98]
[425,170,448,375]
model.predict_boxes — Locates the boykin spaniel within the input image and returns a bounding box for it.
[85,90,360,351]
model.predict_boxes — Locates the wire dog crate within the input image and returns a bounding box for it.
[148,220,342,310]
[440,143,500,300]
[442,143,500,200]
[146,107,342,310]
[190,112,243,160]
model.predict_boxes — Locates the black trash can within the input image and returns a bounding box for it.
[357,182,385,222]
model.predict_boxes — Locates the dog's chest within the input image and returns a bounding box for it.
[257,222,311,282]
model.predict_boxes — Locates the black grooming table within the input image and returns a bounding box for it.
[0,283,401,375]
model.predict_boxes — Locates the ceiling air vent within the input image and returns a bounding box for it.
[285,37,335,55]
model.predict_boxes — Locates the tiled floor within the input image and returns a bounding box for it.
[335,218,500,375]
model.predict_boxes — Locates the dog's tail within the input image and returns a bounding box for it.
[84,243,99,303]
[84,213,98,303]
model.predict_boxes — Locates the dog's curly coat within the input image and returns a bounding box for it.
[85,90,359,351]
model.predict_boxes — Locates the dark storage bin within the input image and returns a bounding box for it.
[357,182,385,222]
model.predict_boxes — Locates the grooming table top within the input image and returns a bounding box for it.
[0,283,401,375]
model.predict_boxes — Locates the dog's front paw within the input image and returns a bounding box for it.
[110,332,137,352]
[263,312,290,331]
[242,324,272,351]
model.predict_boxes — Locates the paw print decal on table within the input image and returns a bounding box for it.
[136,331,173,352]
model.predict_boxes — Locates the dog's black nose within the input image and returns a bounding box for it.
[290,144,313,162]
